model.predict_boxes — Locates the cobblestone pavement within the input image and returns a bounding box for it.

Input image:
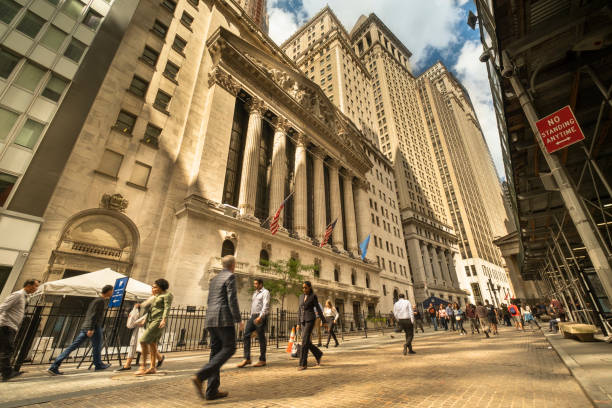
[10,327,592,408]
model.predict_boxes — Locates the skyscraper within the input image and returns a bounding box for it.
[237,0,269,34]
[417,62,514,305]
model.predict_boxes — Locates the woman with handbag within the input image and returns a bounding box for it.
[323,300,340,348]
[115,304,147,371]
[454,303,467,335]
[296,281,326,370]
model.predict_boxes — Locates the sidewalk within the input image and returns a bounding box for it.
[544,331,612,408]
[0,328,442,408]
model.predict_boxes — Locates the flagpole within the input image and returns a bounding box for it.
[265,191,295,230]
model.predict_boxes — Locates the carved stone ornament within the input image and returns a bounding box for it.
[295,132,309,147]
[246,96,267,115]
[274,117,291,133]
[261,242,272,252]
[208,66,239,95]
[100,193,128,212]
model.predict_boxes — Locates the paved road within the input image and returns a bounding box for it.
[2,327,591,407]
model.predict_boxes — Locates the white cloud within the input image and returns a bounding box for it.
[454,40,505,179]
[267,7,301,46]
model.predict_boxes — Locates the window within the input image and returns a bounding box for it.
[40,26,67,51]
[60,0,84,19]
[0,0,22,24]
[0,108,19,141]
[334,267,339,282]
[14,119,44,148]
[163,61,179,80]
[82,9,102,29]
[180,11,193,29]
[259,249,269,266]
[128,75,148,97]
[382,284,387,296]
[351,270,356,285]
[97,149,123,178]
[221,239,234,256]
[161,0,176,13]
[153,90,171,112]
[151,19,168,38]
[14,63,45,92]
[128,161,151,187]
[365,274,370,288]
[142,123,161,148]
[0,48,20,79]
[172,35,187,54]
[64,38,87,62]
[42,75,68,101]
[141,46,159,66]
[114,110,136,134]
[0,173,18,206]
[16,11,46,38]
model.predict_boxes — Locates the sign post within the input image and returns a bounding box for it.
[535,105,585,153]
[108,277,129,366]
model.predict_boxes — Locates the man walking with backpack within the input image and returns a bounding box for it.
[508,303,523,330]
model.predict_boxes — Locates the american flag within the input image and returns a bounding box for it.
[320,219,338,247]
[270,192,293,235]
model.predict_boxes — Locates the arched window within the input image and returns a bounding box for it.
[334,266,339,282]
[351,270,356,285]
[259,249,269,266]
[221,240,235,257]
[365,274,370,289]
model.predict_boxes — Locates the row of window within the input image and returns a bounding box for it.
[96,148,151,188]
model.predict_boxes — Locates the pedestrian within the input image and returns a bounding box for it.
[237,278,269,368]
[445,302,455,331]
[550,299,566,322]
[0,279,40,381]
[501,304,512,326]
[296,281,325,370]
[413,307,425,333]
[115,303,147,371]
[522,305,540,330]
[323,300,340,348]
[134,278,173,375]
[485,300,498,335]
[438,304,448,330]
[454,303,467,335]
[507,303,522,330]
[192,255,244,401]
[427,303,437,331]
[475,301,490,338]
[393,294,415,355]
[465,303,479,334]
[48,285,113,375]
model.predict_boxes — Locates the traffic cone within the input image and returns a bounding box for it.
[286,326,296,353]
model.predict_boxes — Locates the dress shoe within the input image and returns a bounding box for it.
[334,342,339,347]
[315,353,323,366]
[206,391,229,401]
[156,355,165,368]
[2,370,23,381]
[236,359,251,368]
[192,377,205,400]
[408,350,416,354]
[95,363,111,371]
[47,367,63,376]
[253,361,266,367]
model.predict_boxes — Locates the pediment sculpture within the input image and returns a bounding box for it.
[100,193,128,212]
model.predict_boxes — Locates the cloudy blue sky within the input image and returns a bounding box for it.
[266,0,505,180]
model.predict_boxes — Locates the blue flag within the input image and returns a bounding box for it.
[359,234,371,261]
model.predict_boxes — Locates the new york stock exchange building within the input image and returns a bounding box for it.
[13,0,383,315]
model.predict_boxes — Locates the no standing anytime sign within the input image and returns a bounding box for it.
[535,105,585,154]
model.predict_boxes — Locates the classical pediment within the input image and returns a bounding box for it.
[206,27,372,176]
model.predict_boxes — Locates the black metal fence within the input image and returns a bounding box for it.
[11,304,392,369]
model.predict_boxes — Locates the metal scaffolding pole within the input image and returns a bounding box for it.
[504,50,612,304]
[547,250,574,321]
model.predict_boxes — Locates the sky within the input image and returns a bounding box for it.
[266,0,506,180]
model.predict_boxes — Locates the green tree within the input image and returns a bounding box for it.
[257,258,318,311]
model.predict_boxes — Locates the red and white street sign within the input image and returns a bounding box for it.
[535,105,585,154]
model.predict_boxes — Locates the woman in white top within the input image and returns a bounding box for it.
[521,304,541,330]
[323,300,340,348]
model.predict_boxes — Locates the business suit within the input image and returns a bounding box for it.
[298,292,324,368]
[196,270,241,399]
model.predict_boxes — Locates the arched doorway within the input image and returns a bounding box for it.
[221,240,235,256]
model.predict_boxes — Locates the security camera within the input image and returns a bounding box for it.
[479,51,491,62]
[501,51,514,78]
[501,65,513,78]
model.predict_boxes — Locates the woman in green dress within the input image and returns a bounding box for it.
[135,278,173,375]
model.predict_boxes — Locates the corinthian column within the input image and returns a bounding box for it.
[353,178,370,248]
[312,146,326,244]
[328,159,344,250]
[238,97,265,220]
[342,170,358,255]
[293,133,308,239]
[440,249,452,284]
[430,246,443,283]
[268,117,289,230]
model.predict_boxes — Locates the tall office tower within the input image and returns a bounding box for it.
[350,14,467,305]
[417,62,514,306]
[237,0,268,34]
[281,7,415,311]
[0,0,128,297]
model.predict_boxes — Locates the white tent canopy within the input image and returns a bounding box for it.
[34,268,152,301]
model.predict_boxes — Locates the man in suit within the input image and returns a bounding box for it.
[192,255,244,401]
[296,281,325,370]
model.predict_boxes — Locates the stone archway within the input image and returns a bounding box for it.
[47,205,140,280]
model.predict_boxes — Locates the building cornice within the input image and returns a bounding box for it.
[350,13,413,59]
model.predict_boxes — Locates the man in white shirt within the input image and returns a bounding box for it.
[0,279,40,381]
[237,278,270,368]
[393,294,415,355]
